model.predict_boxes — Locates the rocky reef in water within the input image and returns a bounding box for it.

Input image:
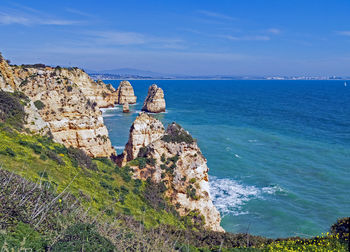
[0,56,116,157]
[142,84,166,113]
[118,112,224,232]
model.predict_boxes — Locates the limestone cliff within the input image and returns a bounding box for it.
[0,54,116,158]
[116,81,137,104]
[118,113,164,166]
[0,55,16,91]
[142,84,166,113]
[121,113,224,232]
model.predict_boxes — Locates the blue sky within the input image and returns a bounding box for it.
[0,0,349,76]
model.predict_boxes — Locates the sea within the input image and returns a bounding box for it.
[101,80,350,238]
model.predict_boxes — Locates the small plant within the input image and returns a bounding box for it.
[2,147,16,157]
[34,100,45,110]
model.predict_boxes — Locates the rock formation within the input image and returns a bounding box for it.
[0,53,116,158]
[118,112,164,166]
[123,103,130,113]
[116,81,137,104]
[142,84,166,113]
[120,113,224,232]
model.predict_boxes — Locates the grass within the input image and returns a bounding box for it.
[0,125,184,229]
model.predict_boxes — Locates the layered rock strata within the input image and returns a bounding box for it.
[142,84,166,113]
[0,54,116,157]
[118,112,164,166]
[116,81,137,104]
[119,113,224,232]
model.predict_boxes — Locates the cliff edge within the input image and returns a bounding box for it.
[119,113,224,232]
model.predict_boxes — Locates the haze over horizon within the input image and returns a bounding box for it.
[1,0,350,76]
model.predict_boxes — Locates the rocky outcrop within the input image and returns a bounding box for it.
[0,54,116,158]
[0,56,16,92]
[118,112,164,166]
[142,84,166,113]
[116,81,137,104]
[122,103,130,113]
[121,114,223,232]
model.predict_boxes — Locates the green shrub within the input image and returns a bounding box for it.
[5,147,16,157]
[100,181,113,190]
[50,223,114,252]
[0,90,25,129]
[37,171,48,179]
[93,157,114,167]
[34,100,45,110]
[0,222,47,251]
[67,147,97,170]
[162,123,194,145]
[331,217,349,242]
[46,150,65,165]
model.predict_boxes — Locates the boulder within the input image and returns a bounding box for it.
[123,103,130,113]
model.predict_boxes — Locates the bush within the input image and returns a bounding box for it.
[50,223,114,252]
[34,100,45,110]
[161,123,194,145]
[100,181,113,191]
[331,217,349,242]
[67,147,97,170]
[0,91,26,129]
[0,222,47,251]
[5,147,16,157]
[46,150,65,165]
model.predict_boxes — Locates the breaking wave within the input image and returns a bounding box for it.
[209,176,285,216]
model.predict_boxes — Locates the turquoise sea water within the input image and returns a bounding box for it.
[102,80,350,238]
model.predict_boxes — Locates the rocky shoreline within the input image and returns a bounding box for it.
[0,53,223,232]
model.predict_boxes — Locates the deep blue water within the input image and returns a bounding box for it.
[102,80,350,238]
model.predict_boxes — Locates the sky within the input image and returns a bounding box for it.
[0,0,350,76]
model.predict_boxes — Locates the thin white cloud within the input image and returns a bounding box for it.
[223,35,270,41]
[65,8,95,18]
[336,31,350,36]
[0,8,80,26]
[267,28,281,34]
[86,30,185,48]
[197,10,236,21]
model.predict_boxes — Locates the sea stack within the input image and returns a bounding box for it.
[118,112,165,166]
[119,113,224,232]
[142,84,166,113]
[116,80,137,104]
[123,103,130,113]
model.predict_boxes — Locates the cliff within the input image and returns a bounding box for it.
[142,84,166,113]
[120,113,224,232]
[118,113,164,166]
[0,55,116,157]
[116,80,137,104]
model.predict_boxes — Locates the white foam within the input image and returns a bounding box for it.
[100,107,119,113]
[234,154,241,159]
[209,176,284,216]
[114,146,125,150]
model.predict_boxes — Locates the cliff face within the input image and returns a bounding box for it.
[0,57,16,91]
[0,56,116,158]
[142,84,166,113]
[121,113,223,232]
[116,81,137,104]
[118,113,164,166]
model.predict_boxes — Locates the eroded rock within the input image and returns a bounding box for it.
[142,84,166,113]
[116,80,137,104]
[121,115,224,232]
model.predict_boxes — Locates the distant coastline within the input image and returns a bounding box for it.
[89,72,349,81]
